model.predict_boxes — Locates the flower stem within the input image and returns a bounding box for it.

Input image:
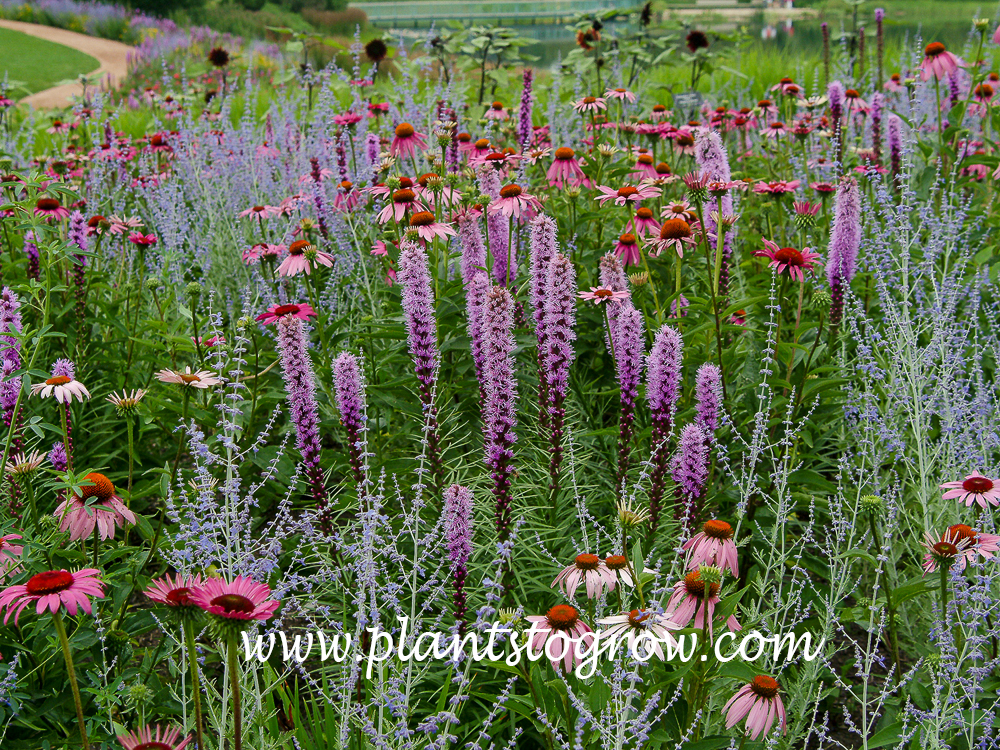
[125,416,135,499]
[185,620,206,750]
[228,634,243,750]
[52,610,90,750]
[868,514,902,682]
[939,563,950,632]
[59,403,72,472]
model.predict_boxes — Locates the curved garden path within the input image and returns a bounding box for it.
[0,20,132,108]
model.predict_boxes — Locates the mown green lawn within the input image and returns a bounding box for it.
[0,27,99,99]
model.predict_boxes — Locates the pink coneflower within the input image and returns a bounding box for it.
[596,184,661,206]
[128,232,157,247]
[921,527,972,573]
[632,206,660,237]
[940,471,1000,508]
[683,520,739,576]
[191,335,225,348]
[761,121,787,139]
[578,287,631,305]
[661,200,697,222]
[792,200,821,217]
[756,98,779,118]
[242,243,284,265]
[811,181,837,195]
[614,233,642,266]
[573,96,607,113]
[255,302,317,325]
[605,87,637,102]
[648,218,697,258]
[597,609,678,660]
[156,367,222,389]
[54,472,136,541]
[117,724,192,750]
[277,239,335,277]
[30,372,90,403]
[552,553,617,600]
[0,534,23,579]
[238,204,279,219]
[34,197,70,220]
[672,131,697,156]
[390,123,428,158]
[333,180,361,211]
[332,111,362,127]
[843,88,869,112]
[144,572,204,608]
[466,138,493,164]
[663,569,742,639]
[724,676,787,740]
[488,184,540,218]
[631,153,658,180]
[753,180,801,196]
[754,238,821,282]
[408,211,456,241]
[0,568,104,624]
[377,187,424,224]
[945,524,1000,571]
[191,575,280,621]
[884,73,905,92]
[485,100,508,120]
[109,215,143,235]
[526,605,595,673]
[547,147,587,188]
[920,42,964,81]
[771,77,802,97]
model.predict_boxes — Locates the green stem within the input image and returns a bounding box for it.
[126,417,135,499]
[939,563,950,631]
[868,514,902,682]
[53,610,90,750]
[60,403,72,472]
[228,634,243,750]
[185,620,206,750]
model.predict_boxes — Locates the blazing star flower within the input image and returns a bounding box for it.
[117,724,192,750]
[755,238,821,282]
[597,609,678,660]
[255,303,317,325]
[0,534,23,579]
[940,471,1000,508]
[30,370,90,403]
[547,147,587,188]
[408,211,456,241]
[54,472,136,541]
[724,676,787,740]
[34,197,70,220]
[649,218,697,258]
[144,572,204,608]
[390,123,429,158]
[614,233,642,267]
[921,527,972,573]
[191,575,280,621]
[684,520,739,576]
[0,568,104,624]
[920,42,965,81]
[596,184,661,206]
[573,96,607,113]
[578,287,631,305]
[552,554,617,600]
[277,240,335,277]
[526,605,595,673]
[488,184,540,218]
[663,568,742,639]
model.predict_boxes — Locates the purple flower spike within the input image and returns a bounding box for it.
[694,363,722,438]
[615,304,645,496]
[458,214,487,288]
[518,68,534,150]
[443,483,473,633]
[542,254,576,505]
[529,215,558,421]
[646,324,683,536]
[673,423,710,535]
[466,272,490,390]
[826,176,862,327]
[478,166,511,285]
[332,351,367,485]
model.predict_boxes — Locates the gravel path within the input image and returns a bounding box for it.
[0,20,132,108]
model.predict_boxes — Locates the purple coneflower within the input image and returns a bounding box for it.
[724,676,787,740]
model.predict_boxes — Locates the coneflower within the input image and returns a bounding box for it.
[397,241,443,489]
[530,215,558,424]
[694,363,722,439]
[826,176,861,330]
[870,93,884,165]
[615,305,645,497]
[276,314,329,530]
[542,254,576,511]
[828,81,845,164]
[68,211,88,327]
[646,324,683,536]
[478,167,511,285]
[887,114,903,186]
[332,351,367,487]
[442,484,473,634]
[518,68,534,151]
[672,422,710,534]
[480,285,518,543]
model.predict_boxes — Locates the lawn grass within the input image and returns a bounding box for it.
[0,27,99,99]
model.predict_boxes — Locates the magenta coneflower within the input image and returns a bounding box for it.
[811,181,837,195]
[407,211,455,242]
[755,238,821,282]
[0,534,23,579]
[649,218,696,258]
[753,180,801,196]
[390,123,428,158]
[724,676,787,740]
[578,287,631,305]
[277,240,335,277]
[596,183,661,206]
[663,568,742,639]
[526,605,595,673]
[921,527,971,573]
[144,572,204,608]
[683,520,738,576]
[117,724,192,750]
[631,153,658,180]
[661,200,697,222]
[547,147,587,188]
[191,575,280,621]
[255,303,317,325]
[573,96,607,113]
[920,42,964,81]
[552,553,616,600]
[761,121,787,139]
[614,233,642,267]
[238,204,279,219]
[128,232,158,247]
[940,471,1000,508]
[0,568,104,624]
[54,472,136,541]
[34,197,70,220]
[488,184,540,219]
[605,87,637,102]
[377,187,424,224]
[632,206,660,237]
[597,609,678,660]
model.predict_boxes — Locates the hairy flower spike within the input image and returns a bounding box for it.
[332,351,368,486]
[673,423,710,534]
[694,363,722,438]
[646,324,683,536]
[443,484,473,633]
[827,176,862,327]
[615,305,645,496]
[542,254,576,504]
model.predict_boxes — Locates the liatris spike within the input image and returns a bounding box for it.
[518,68,534,150]
[466,272,490,391]
[68,211,88,326]
[826,176,862,328]
[365,132,380,184]
[276,314,329,530]
[887,113,903,187]
[23,232,39,282]
[308,157,330,238]
[332,351,367,486]
[458,214,487,288]
[857,26,865,78]
[598,253,628,355]
[442,484,473,633]
[694,363,722,439]
[529,215,558,424]
[0,287,22,516]
[481,285,518,543]
[870,93,883,165]
[615,305,645,497]
[672,422,710,534]
[646,324,683,536]
[694,129,735,298]
[478,167,511,285]
[822,22,830,85]
[828,81,845,164]
[542,254,576,509]
[875,8,885,88]
[397,241,443,488]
